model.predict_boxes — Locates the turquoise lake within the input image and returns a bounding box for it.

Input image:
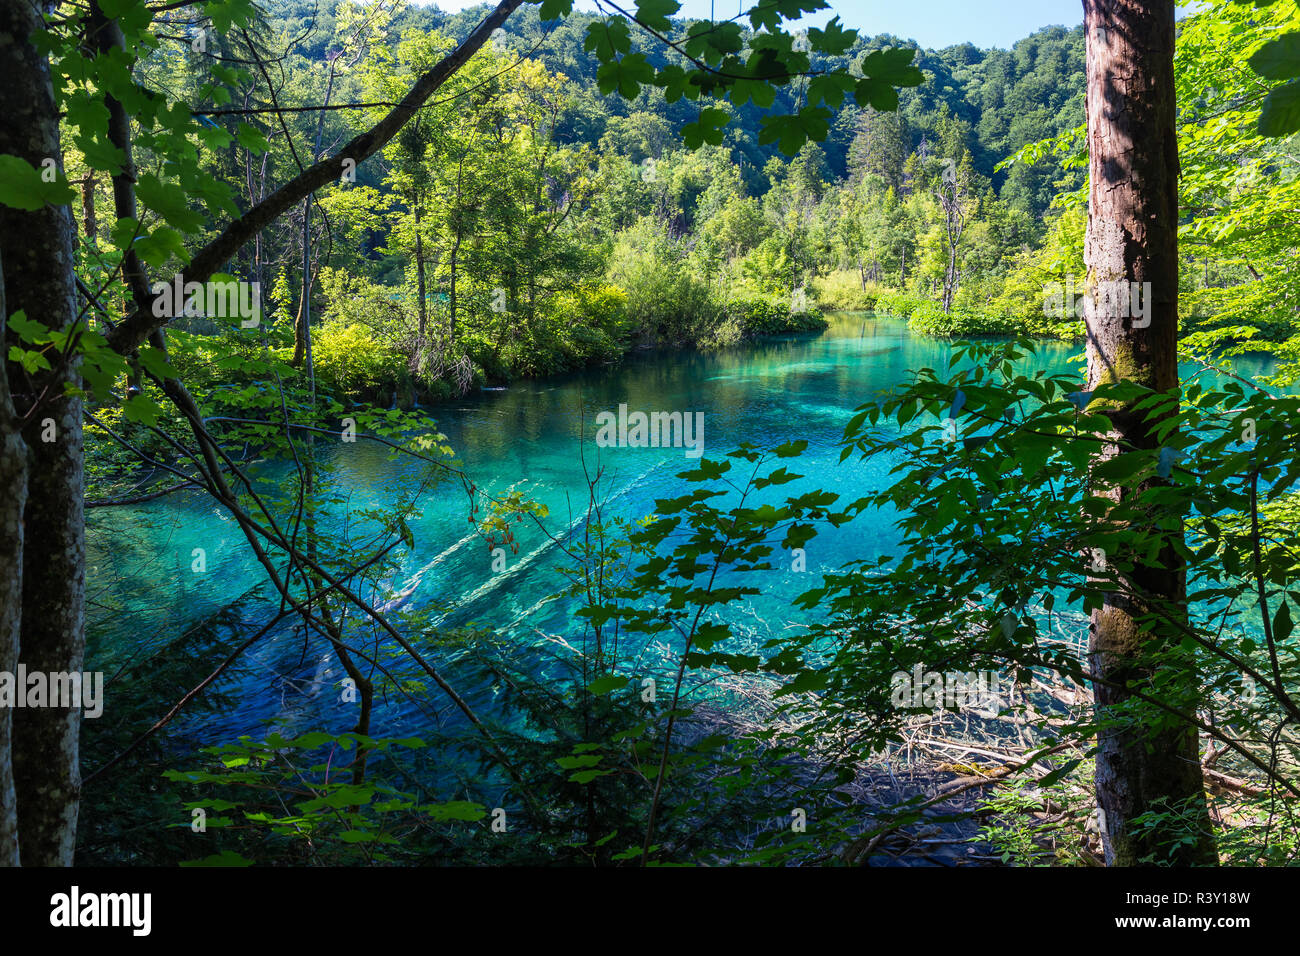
[84,313,1282,749]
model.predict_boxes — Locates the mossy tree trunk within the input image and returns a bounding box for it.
[1083,0,1216,866]
[0,247,27,867]
[0,0,87,866]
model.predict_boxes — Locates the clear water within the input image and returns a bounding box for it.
[85,313,1282,748]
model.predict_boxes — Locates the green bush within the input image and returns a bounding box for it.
[811,270,881,311]
[499,283,632,378]
[313,321,406,401]
[874,289,929,319]
[906,300,1015,338]
[872,289,1014,338]
[731,298,828,336]
[608,220,721,345]
[459,328,509,383]
[700,298,828,347]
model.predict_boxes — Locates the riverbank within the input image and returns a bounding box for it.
[305,289,833,411]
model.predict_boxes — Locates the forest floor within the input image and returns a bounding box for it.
[686,664,1103,867]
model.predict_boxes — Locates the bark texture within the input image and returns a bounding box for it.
[0,0,86,866]
[1083,0,1215,866]
[0,247,28,867]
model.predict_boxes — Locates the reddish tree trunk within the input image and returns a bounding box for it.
[1083,0,1215,866]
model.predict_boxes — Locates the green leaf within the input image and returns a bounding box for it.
[424,801,486,822]
[8,346,51,374]
[681,108,731,149]
[807,73,856,109]
[854,78,898,112]
[808,18,857,56]
[684,20,743,64]
[587,674,630,696]
[135,173,204,234]
[75,133,127,175]
[570,768,615,784]
[97,0,145,19]
[775,669,828,696]
[537,0,574,20]
[1274,602,1294,642]
[635,0,680,32]
[730,76,777,108]
[1249,33,1300,81]
[136,344,179,379]
[1259,79,1300,136]
[0,155,76,211]
[556,754,602,769]
[235,122,271,154]
[122,394,164,426]
[656,64,698,103]
[6,310,52,345]
[859,47,924,87]
[749,0,829,33]
[1036,758,1082,788]
[134,226,189,268]
[584,18,632,60]
[759,107,832,156]
[596,53,655,99]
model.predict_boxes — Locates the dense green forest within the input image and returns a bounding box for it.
[2,0,1300,887]
[154,0,1098,405]
[67,0,1296,421]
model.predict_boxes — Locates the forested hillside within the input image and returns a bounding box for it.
[96,0,1093,417]
[95,0,1293,423]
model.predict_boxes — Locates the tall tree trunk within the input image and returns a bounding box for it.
[448,232,460,345]
[414,205,427,342]
[937,176,963,313]
[0,248,28,867]
[78,173,97,243]
[1083,0,1215,866]
[292,61,336,380]
[293,198,314,381]
[0,0,87,866]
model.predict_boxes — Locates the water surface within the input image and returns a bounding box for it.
[86,314,1277,746]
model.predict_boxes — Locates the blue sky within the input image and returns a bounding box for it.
[424,0,1087,50]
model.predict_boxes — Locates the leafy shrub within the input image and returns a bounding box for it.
[731,298,828,336]
[313,321,405,401]
[165,731,489,866]
[700,298,828,347]
[505,283,631,377]
[738,234,796,296]
[874,290,1014,338]
[608,220,721,345]
[874,289,930,318]
[317,267,413,343]
[906,300,1015,338]
[811,270,881,311]
[985,206,1086,341]
[459,327,509,383]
